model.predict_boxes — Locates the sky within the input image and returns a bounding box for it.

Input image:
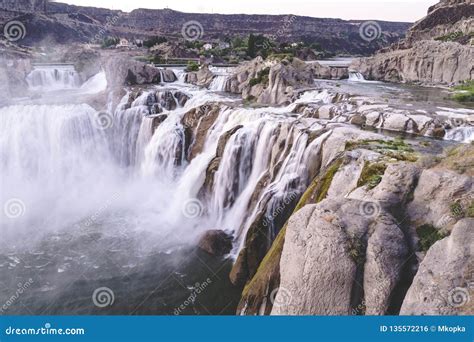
[59,0,439,22]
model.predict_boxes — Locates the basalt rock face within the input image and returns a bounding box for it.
[0,2,410,55]
[104,57,175,89]
[239,136,473,315]
[407,0,474,44]
[226,57,315,106]
[350,40,473,84]
[185,65,215,88]
[400,218,474,315]
[351,0,474,85]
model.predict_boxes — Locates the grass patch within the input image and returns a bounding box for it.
[357,162,387,189]
[347,234,366,266]
[346,138,414,153]
[416,224,448,252]
[435,31,463,42]
[450,201,465,219]
[249,67,270,87]
[467,201,474,218]
[452,81,474,103]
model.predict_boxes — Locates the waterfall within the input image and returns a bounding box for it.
[1,73,331,257]
[79,71,107,94]
[209,75,229,92]
[26,65,83,90]
[348,71,366,82]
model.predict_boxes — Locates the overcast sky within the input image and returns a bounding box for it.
[59,0,439,22]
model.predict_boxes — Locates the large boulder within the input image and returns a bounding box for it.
[227,57,315,106]
[400,219,474,315]
[197,230,233,256]
[271,199,409,315]
[185,65,215,87]
[407,168,472,230]
[104,56,168,89]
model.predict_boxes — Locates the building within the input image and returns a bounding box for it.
[116,38,130,49]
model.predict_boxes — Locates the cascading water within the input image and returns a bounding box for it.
[209,75,230,92]
[348,71,366,82]
[3,61,471,314]
[26,64,83,90]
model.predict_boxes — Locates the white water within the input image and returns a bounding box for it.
[26,65,82,90]
[348,71,366,82]
[79,71,107,94]
[209,75,230,92]
[3,66,473,257]
[1,69,327,257]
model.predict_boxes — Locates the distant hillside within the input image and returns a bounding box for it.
[0,1,412,55]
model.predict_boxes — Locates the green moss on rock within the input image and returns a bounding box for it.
[416,224,448,252]
[357,162,387,189]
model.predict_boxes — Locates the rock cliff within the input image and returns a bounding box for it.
[0,2,410,55]
[351,0,473,85]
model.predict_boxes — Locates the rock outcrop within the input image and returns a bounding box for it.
[238,134,473,316]
[226,57,315,106]
[271,199,409,315]
[104,57,175,89]
[400,219,474,315]
[197,230,233,256]
[350,40,473,84]
[351,0,474,85]
[185,65,215,88]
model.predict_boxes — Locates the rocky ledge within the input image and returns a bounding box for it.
[238,132,473,316]
[351,0,474,85]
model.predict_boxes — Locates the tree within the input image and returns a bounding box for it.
[247,34,257,58]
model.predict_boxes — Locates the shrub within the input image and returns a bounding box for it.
[186,61,200,72]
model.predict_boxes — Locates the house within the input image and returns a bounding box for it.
[203,43,213,51]
[116,38,130,48]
